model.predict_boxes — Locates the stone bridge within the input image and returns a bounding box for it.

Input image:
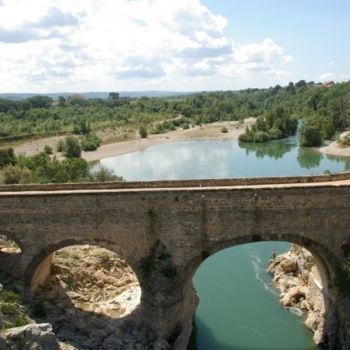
[1,173,350,349]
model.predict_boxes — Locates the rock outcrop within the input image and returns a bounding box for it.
[267,244,326,345]
[0,323,60,350]
[1,244,167,349]
[34,245,161,349]
[40,245,141,318]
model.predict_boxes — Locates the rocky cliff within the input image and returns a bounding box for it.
[267,244,326,345]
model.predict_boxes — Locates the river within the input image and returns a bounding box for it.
[94,136,350,350]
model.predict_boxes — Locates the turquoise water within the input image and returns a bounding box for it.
[95,138,349,349]
[189,242,318,350]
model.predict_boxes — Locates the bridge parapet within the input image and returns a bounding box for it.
[0,171,350,192]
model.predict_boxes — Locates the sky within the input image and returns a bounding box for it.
[0,0,349,93]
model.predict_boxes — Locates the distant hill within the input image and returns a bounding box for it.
[0,91,195,100]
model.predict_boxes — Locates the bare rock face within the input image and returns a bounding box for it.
[40,245,141,319]
[267,245,326,346]
[0,323,59,350]
[279,258,298,274]
[34,245,164,349]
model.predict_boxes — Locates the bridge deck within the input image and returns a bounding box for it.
[0,173,350,195]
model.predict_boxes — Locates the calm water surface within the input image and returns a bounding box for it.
[96,137,350,181]
[95,138,350,350]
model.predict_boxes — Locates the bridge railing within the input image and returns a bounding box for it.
[0,171,350,192]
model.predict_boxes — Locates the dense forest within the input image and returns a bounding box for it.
[0,81,349,147]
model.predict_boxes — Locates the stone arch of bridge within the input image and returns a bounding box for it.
[24,238,147,348]
[187,233,339,291]
[25,238,144,295]
[0,230,24,253]
[0,231,23,274]
[183,232,340,348]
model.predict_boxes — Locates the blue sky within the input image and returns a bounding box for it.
[0,0,348,92]
[203,0,350,83]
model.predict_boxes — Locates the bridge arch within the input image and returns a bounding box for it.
[184,233,340,290]
[0,232,23,274]
[185,233,340,348]
[25,238,145,293]
[25,239,146,348]
[0,231,24,252]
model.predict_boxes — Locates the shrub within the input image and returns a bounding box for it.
[1,165,32,184]
[268,127,283,140]
[11,315,29,328]
[254,131,270,143]
[43,145,53,155]
[339,134,350,147]
[81,133,101,151]
[0,148,16,168]
[151,124,165,134]
[0,290,21,303]
[221,126,228,133]
[73,119,91,135]
[139,126,148,138]
[64,136,81,158]
[89,166,123,182]
[61,158,89,182]
[1,303,17,315]
[56,139,65,152]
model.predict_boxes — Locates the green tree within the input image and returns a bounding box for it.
[299,119,323,147]
[81,133,101,151]
[0,148,16,168]
[108,92,120,100]
[27,95,52,108]
[73,119,91,135]
[64,136,81,158]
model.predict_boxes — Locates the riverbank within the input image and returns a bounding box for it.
[267,245,326,346]
[10,119,254,162]
[9,118,350,163]
[82,119,254,162]
[319,131,350,158]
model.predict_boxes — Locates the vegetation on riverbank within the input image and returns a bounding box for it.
[238,107,298,143]
[1,81,349,149]
[0,141,121,185]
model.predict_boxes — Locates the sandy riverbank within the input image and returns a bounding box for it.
[11,119,254,162]
[319,131,350,158]
[82,120,254,162]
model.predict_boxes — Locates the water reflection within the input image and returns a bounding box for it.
[96,139,350,181]
[238,139,295,160]
[297,148,322,169]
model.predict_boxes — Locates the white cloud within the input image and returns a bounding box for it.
[0,0,293,92]
[318,72,334,82]
[233,38,291,64]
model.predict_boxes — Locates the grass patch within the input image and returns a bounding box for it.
[1,303,18,316]
[0,290,21,304]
